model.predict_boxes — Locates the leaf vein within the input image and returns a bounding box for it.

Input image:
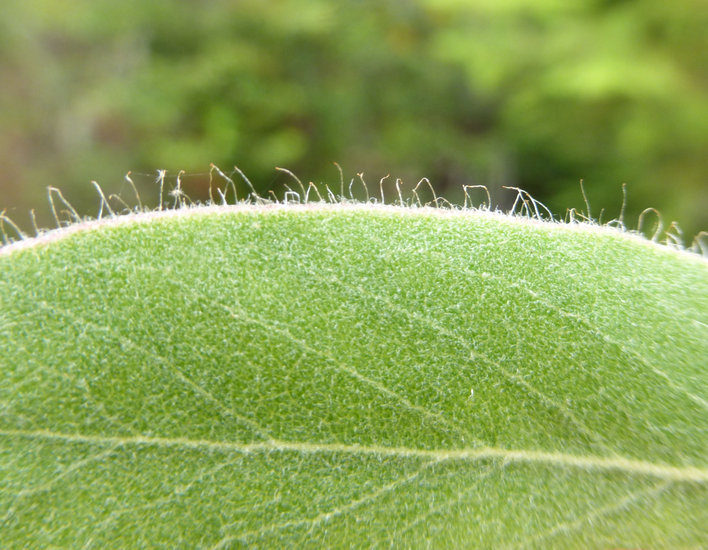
[222,303,478,443]
[1,428,706,483]
[211,458,442,548]
[33,300,274,441]
[513,480,671,549]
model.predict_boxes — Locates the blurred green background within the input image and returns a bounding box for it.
[1,0,706,240]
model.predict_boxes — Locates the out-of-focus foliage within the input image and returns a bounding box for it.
[1,0,706,238]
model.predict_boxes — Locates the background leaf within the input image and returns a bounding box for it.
[1,0,707,237]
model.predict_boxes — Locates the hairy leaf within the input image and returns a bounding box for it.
[1,204,706,548]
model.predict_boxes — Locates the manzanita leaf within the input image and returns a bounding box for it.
[1,204,706,548]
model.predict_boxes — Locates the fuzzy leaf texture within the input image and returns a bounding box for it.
[0,204,707,549]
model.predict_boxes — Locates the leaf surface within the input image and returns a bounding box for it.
[1,204,707,548]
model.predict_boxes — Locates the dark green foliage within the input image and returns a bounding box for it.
[0,0,706,236]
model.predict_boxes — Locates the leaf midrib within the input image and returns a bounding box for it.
[2,428,706,483]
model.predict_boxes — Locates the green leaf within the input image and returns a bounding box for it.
[1,204,706,548]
